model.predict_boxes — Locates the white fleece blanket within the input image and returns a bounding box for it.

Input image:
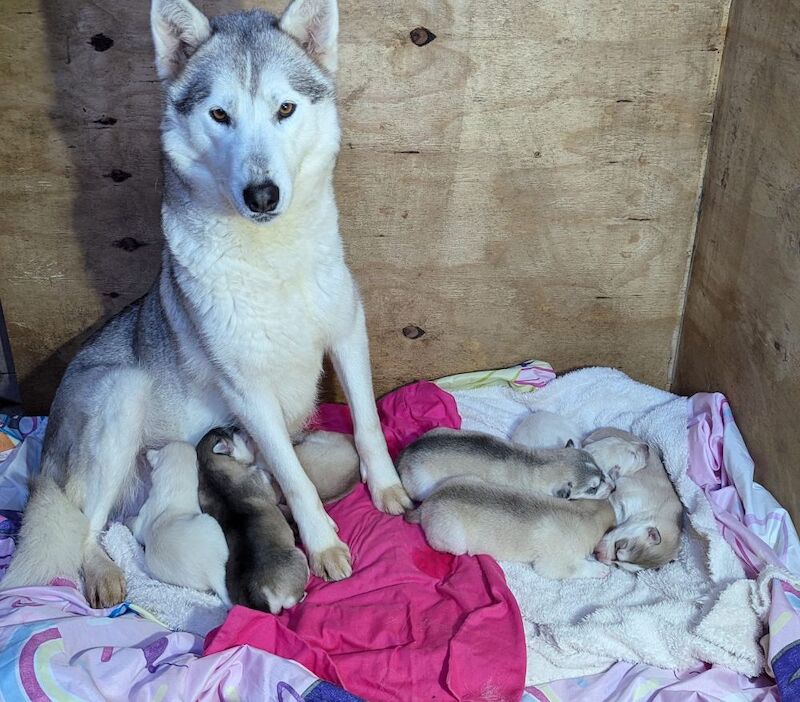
[451,367,777,685]
[102,522,228,636]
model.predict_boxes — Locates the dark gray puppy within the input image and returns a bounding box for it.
[196,428,309,614]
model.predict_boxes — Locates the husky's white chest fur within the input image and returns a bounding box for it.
[169,204,351,429]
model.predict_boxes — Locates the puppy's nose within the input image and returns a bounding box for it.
[243,181,280,213]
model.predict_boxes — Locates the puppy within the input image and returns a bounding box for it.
[130,443,231,605]
[397,428,611,502]
[407,476,614,579]
[196,428,309,613]
[590,429,683,571]
[583,429,650,481]
[510,411,583,449]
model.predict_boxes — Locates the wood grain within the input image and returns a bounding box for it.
[675,0,800,524]
[0,1,728,413]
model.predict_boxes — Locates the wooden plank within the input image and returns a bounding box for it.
[0,0,728,413]
[675,0,800,524]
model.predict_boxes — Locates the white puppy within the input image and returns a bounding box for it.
[511,411,583,450]
[130,442,231,605]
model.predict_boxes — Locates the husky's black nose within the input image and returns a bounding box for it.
[243,181,280,213]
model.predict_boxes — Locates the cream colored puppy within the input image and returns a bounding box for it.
[583,428,650,481]
[131,442,231,605]
[406,477,614,579]
[590,429,683,571]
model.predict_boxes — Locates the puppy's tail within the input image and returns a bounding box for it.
[294,431,360,503]
[1,476,89,589]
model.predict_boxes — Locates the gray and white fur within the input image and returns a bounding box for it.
[197,428,309,614]
[589,428,683,571]
[398,428,611,502]
[3,0,411,607]
[406,476,614,579]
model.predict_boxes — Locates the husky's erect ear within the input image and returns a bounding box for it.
[151,0,212,80]
[280,0,339,73]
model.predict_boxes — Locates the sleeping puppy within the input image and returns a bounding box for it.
[583,429,650,481]
[510,411,583,449]
[196,428,309,613]
[406,476,614,579]
[590,429,683,571]
[130,442,231,605]
[398,428,610,502]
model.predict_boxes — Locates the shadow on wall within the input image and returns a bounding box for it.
[21,0,164,412]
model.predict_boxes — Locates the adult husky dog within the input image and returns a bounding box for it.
[3,0,411,607]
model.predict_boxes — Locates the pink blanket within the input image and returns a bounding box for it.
[204,381,527,702]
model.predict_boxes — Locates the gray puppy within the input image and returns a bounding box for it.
[197,428,309,614]
[398,428,611,502]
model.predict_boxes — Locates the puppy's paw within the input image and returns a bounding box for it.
[85,561,127,608]
[309,542,352,581]
[371,483,413,515]
[262,585,306,614]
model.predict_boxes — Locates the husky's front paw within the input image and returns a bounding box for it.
[85,561,127,608]
[309,542,352,581]
[371,482,413,515]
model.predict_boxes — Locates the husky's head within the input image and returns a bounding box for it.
[151,0,339,223]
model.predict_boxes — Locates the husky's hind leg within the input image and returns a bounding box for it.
[80,368,151,607]
[0,477,89,590]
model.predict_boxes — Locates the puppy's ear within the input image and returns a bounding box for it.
[280,0,338,73]
[565,439,575,448]
[212,438,233,456]
[151,0,212,80]
[609,466,620,482]
[646,526,661,545]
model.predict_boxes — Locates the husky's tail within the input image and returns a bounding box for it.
[294,431,361,503]
[1,476,89,589]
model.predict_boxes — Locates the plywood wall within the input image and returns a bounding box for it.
[675,0,800,523]
[0,0,729,413]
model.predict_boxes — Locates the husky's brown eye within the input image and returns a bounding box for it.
[209,107,230,124]
[277,101,296,119]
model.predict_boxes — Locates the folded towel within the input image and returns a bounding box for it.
[450,367,772,685]
[102,522,227,636]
